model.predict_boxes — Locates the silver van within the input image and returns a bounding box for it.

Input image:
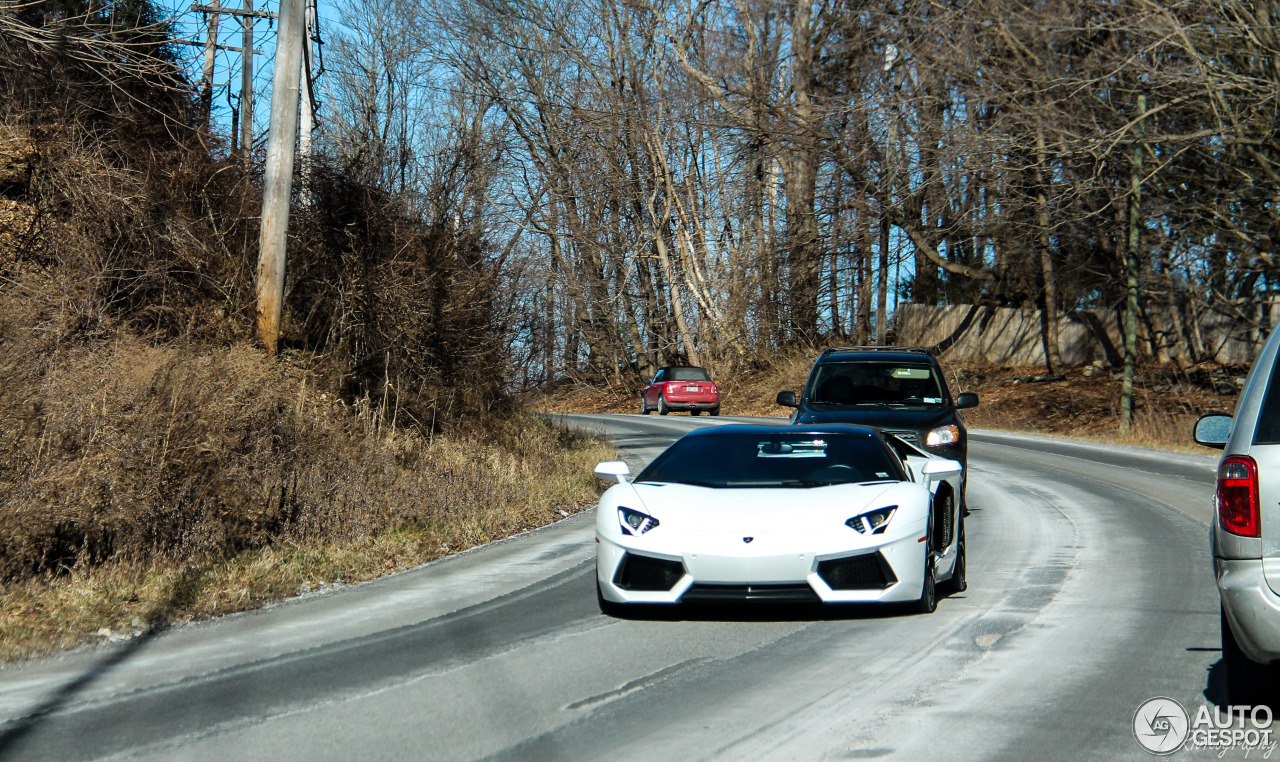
[1195,328,1280,707]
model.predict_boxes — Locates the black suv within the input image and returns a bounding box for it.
[776,346,979,495]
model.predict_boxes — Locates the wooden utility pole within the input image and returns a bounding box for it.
[190,3,275,142]
[297,0,316,196]
[255,0,306,354]
[239,0,255,158]
[1120,93,1147,435]
[200,0,220,122]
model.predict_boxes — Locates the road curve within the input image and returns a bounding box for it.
[0,415,1231,761]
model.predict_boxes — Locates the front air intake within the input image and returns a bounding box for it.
[614,553,685,591]
[818,552,897,590]
[682,584,822,603]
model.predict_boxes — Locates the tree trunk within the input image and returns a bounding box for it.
[1121,94,1146,435]
[1036,116,1063,373]
[878,214,890,344]
[785,0,821,343]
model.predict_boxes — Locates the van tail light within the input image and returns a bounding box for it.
[1218,455,1261,537]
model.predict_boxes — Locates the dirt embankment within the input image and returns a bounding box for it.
[0,121,613,662]
[527,353,1242,452]
[0,323,613,661]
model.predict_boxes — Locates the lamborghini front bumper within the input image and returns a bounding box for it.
[596,524,930,605]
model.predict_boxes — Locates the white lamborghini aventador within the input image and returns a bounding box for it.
[593,424,966,615]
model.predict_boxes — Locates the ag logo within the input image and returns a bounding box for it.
[743,537,754,544]
[1133,697,1190,755]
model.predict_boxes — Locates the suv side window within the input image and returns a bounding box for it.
[1254,355,1280,444]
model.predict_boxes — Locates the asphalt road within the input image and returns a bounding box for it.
[0,414,1238,760]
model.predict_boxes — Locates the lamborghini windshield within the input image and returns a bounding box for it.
[635,430,905,488]
[807,362,945,408]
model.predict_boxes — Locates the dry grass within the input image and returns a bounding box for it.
[0,469,609,662]
[0,320,612,660]
[944,362,1237,452]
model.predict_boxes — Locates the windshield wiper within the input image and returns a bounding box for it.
[720,480,834,488]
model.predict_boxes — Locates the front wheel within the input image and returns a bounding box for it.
[915,555,938,614]
[639,400,651,415]
[658,396,670,415]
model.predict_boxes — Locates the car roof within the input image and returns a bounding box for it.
[815,347,940,365]
[682,423,880,439]
[659,365,707,371]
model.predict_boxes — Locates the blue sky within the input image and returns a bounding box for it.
[165,0,340,150]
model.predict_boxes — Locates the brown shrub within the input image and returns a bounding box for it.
[0,303,603,582]
[0,1,607,656]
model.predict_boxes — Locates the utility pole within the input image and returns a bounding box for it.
[190,3,275,148]
[1120,93,1147,436]
[200,0,220,123]
[297,0,316,197]
[255,0,305,355]
[239,0,255,158]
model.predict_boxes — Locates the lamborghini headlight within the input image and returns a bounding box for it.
[846,505,897,534]
[926,424,960,448]
[618,507,659,536]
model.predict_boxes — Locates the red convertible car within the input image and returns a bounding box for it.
[641,366,720,416]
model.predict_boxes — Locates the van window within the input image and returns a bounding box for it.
[1254,357,1280,444]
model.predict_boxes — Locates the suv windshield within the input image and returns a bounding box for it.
[807,361,946,409]
[665,367,711,382]
[635,431,904,488]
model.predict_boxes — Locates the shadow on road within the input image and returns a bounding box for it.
[606,600,936,623]
[1198,648,1228,712]
[1203,657,1228,708]
[0,564,205,758]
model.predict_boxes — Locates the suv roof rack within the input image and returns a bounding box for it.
[819,346,934,356]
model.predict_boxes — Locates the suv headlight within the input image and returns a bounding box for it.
[618,507,659,535]
[846,506,897,534]
[926,424,960,448]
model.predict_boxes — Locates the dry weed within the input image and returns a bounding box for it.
[0,326,611,659]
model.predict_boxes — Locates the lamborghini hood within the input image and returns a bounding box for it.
[623,481,909,532]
